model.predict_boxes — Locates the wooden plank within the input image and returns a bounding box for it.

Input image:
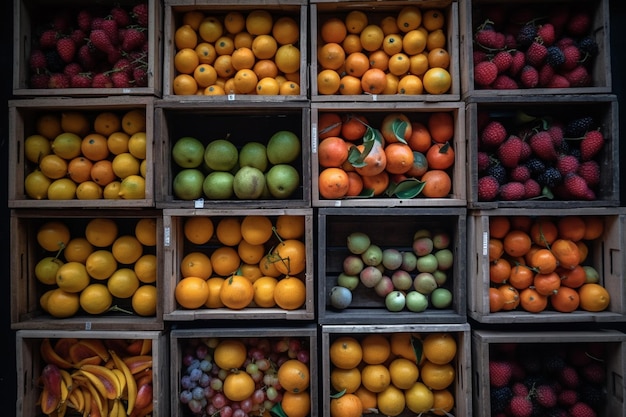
[311,101,466,207]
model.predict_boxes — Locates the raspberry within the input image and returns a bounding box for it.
[564,65,591,87]
[481,121,508,148]
[474,61,499,87]
[520,65,539,88]
[526,42,548,67]
[492,51,513,73]
[492,74,518,89]
[478,175,500,201]
[499,181,526,200]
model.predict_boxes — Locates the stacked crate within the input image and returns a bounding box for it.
[461,0,626,415]
[10,0,168,416]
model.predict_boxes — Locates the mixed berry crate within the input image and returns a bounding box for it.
[162,208,315,321]
[10,209,164,331]
[318,207,467,325]
[467,208,626,323]
[310,0,461,102]
[460,0,612,98]
[154,101,311,209]
[13,0,162,97]
[472,329,626,417]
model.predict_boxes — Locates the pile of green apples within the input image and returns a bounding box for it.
[329,229,454,312]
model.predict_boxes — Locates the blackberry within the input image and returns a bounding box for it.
[490,386,513,414]
[537,167,562,187]
[569,148,582,160]
[486,163,507,185]
[578,36,599,57]
[517,23,537,47]
[546,45,565,67]
[525,157,546,174]
[564,116,594,137]
[579,383,605,407]
[543,354,566,374]
[44,50,64,73]
[558,139,570,154]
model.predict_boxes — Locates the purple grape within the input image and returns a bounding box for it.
[210,377,223,391]
[189,367,203,382]
[205,404,218,415]
[203,386,215,399]
[250,370,263,384]
[188,399,203,414]
[198,372,211,387]
[187,359,201,373]
[181,375,197,390]
[251,389,265,404]
[192,386,205,401]
[232,408,247,417]
[256,358,270,372]
[183,353,196,367]
[296,349,310,364]
[180,389,193,404]
[199,359,213,373]
[196,343,209,359]
[212,393,227,409]
[248,347,264,361]
[219,406,234,417]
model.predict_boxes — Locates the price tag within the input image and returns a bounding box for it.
[482,231,489,257]
[164,226,171,247]
[85,322,92,330]
[194,198,205,209]
[228,94,236,101]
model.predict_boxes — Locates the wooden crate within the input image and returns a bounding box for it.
[466,96,619,208]
[8,96,156,208]
[162,208,314,321]
[318,207,467,324]
[311,102,466,207]
[472,329,626,417]
[16,329,167,417]
[11,209,164,331]
[162,0,308,101]
[467,208,626,323]
[322,323,472,417]
[13,0,162,97]
[311,0,460,102]
[154,101,311,209]
[170,326,317,417]
[460,0,611,98]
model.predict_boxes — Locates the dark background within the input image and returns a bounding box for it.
[2,1,626,415]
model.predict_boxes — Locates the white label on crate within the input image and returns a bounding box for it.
[311,125,317,153]
[482,231,488,257]
[164,226,171,247]
[228,94,236,101]
[85,322,92,330]
[195,198,205,209]
[334,200,342,207]
[371,94,378,101]
[122,88,131,94]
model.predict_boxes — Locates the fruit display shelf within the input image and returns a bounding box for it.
[8,96,156,208]
[16,329,168,417]
[318,207,467,325]
[472,329,626,417]
[466,95,619,208]
[154,101,312,209]
[11,209,164,331]
[310,0,460,102]
[321,323,472,417]
[311,102,466,207]
[467,208,626,324]
[170,326,317,417]
[162,0,309,101]
[460,0,611,99]
[13,0,162,97]
[162,208,315,321]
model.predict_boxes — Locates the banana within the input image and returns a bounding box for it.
[75,369,110,401]
[111,368,127,397]
[59,378,69,407]
[81,386,91,417]
[40,364,63,415]
[110,349,137,415]
[40,339,73,369]
[67,386,85,412]
[80,364,122,400]
[110,398,126,417]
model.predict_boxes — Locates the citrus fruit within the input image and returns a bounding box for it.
[330,336,362,369]
[213,339,247,369]
[132,284,157,316]
[55,261,90,293]
[80,283,113,315]
[277,359,310,393]
[46,289,80,318]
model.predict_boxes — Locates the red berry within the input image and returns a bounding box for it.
[474,61,499,87]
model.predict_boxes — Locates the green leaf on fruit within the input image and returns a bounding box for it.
[347,139,373,168]
[411,334,423,365]
[344,188,374,199]
[387,178,425,199]
[270,403,288,417]
[391,119,408,144]
[330,389,347,399]
[363,125,383,144]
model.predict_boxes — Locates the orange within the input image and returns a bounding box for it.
[223,372,255,402]
[355,386,377,413]
[422,333,457,365]
[223,11,245,34]
[278,359,310,393]
[46,288,80,318]
[346,171,364,196]
[426,142,455,170]
[583,216,604,240]
[259,255,281,278]
[93,112,121,137]
[529,248,558,274]
[489,257,512,284]
[345,10,368,34]
[420,360,455,390]
[331,367,362,394]
[272,16,300,45]
[318,42,345,71]
[423,67,452,95]
[239,263,262,282]
[428,112,455,143]
[321,17,347,44]
[368,49,389,71]
[508,264,534,290]
[428,48,450,69]
[339,75,363,95]
[214,339,247,369]
[578,283,610,312]
[204,84,226,95]
[361,68,387,95]
[319,167,349,198]
[84,218,118,248]
[134,253,157,284]
[180,251,213,279]
[252,276,277,307]
[397,6,422,32]
[36,113,63,140]
[498,284,520,310]
[361,333,391,365]
[270,238,305,273]
[381,15,400,35]
[397,74,424,95]
[552,239,581,269]
[330,336,363,369]
[134,218,157,247]
[519,287,548,313]
[529,218,559,247]
[256,76,280,95]
[37,221,71,252]
[275,215,305,240]
[237,240,265,264]
[533,271,561,296]
[184,216,214,245]
[273,276,306,310]
[108,268,140,298]
[67,157,93,183]
[111,235,143,264]
[231,47,255,71]
[79,283,113,315]
[407,122,432,152]
[431,389,455,416]
[558,264,587,289]
[205,277,225,308]
[199,16,223,43]
[383,73,399,95]
[490,217,511,239]
[219,274,254,309]
[195,42,217,65]
[342,34,362,54]
[388,357,419,389]
[361,364,391,393]
[423,9,445,31]
[382,33,403,56]
[557,216,586,242]
[426,29,447,50]
[132,284,157,316]
[55,261,90,293]
[503,230,532,257]
[341,114,369,141]
[388,53,410,76]
[421,169,451,198]
[281,391,311,417]
[409,53,429,76]
[489,287,505,312]
[210,246,241,277]
[253,59,279,79]
[175,48,200,74]
[233,68,258,94]
[275,44,301,74]
[193,64,218,88]
[402,29,427,55]
[360,25,384,52]
[240,215,273,245]
[390,332,418,362]
[107,131,130,155]
[489,238,504,262]
[361,171,390,196]
[246,10,273,36]
[175,24,198,50]
[214,36,235,56]
[550,286,580,313]
[173,73,198,95]
[60,112,90,137]
[63,237,94,263]
[330,393,363,417]
[75,181,102,200]
[213,55,235,79]
[377,385,406,416]
[233,32,253,50]
[319,136,349,168]
[182,10,205,31]
[216,217,242,246]
[39,154,68,179]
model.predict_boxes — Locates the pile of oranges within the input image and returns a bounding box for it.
[316,6,452,96]
[24,109,148,201]
[329,332,457,417]
[174,214,308,311]
[172,9,302,96]
[316,110,455,200]
[488,215,611,314]
[35,217,158,318]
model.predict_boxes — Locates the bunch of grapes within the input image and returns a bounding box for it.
[179,336,310,417]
